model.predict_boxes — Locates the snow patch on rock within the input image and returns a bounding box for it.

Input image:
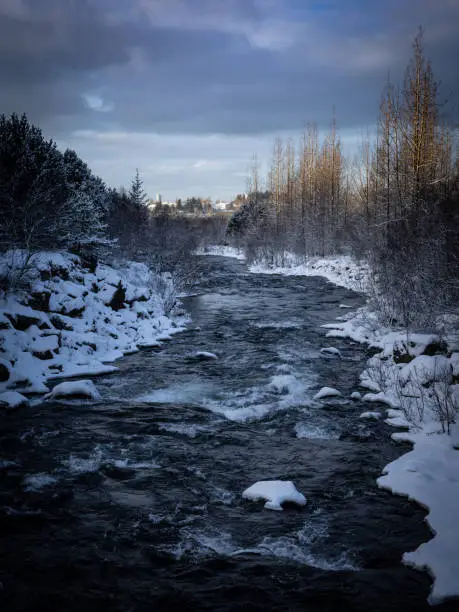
[242,480,307,511]
[0,390,29,410]
[45,380,101,400]
[313,386,342,400]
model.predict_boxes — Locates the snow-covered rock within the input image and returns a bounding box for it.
[45,380,101,400]
[362,392,399,409]
[313,386,342,400]
[0,250,188,394]
[320,347,342,358]
[242,480,306,511]
[398,355,452,386]
[194,351,218,360]
[359,411,381,420]
[0,391,29,410]
[350,391,362,400]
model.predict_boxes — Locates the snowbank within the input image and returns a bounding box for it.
[249,253,369,291]
[242,480,307,511]
[0,250,188,397]
[196,245,246,260]
[320,276,459,605]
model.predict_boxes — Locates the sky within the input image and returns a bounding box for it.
[1,0,458,201]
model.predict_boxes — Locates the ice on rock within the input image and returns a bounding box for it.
[0,391,29,410]
[320,347,342,358]
[313,387,342,400]
[45,380,101,400]
[242,480,307,511]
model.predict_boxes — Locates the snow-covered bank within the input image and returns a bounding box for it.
[0,251,188,397]
[249,253,369,291]
[195,245,246,260]
[249,251,459,605]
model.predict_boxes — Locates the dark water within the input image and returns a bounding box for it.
[1,256,457,611]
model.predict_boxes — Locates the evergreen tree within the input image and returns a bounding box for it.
[129,168,147,209]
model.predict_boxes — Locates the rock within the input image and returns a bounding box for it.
[108,281,126,311]
[4,312,41,331]
[50,315,74,331]
[422,339,448,356]
[28,291,51,312]
[32,350,54,361]
[0,358,11,383]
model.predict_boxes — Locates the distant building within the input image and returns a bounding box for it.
[213,200,230,211]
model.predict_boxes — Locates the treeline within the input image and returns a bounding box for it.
[0,113,225,290]
[229,30,459,328]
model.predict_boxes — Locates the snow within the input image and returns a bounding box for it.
[0,390,29,410]
[350,391,362,400]
[242,480,307,511]
[359,411,381,420]
[398,355,452,386]
[249,253,369,291]
[377,430,459,604]
[196,245,246,260]
[313,386,342,400]
[0,250,188,396]
[45,380,101,400]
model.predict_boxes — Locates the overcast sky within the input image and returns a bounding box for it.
[1,0,458,200]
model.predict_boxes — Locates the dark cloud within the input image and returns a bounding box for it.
[1,0,458,197]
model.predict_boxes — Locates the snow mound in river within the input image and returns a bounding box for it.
[242,480,307,511]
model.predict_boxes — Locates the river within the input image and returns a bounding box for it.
[0,255,456,611]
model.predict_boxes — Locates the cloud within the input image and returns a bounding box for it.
[82,93,114,113]
[1,0,458,197]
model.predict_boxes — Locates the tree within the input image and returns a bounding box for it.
[129,168,148,209]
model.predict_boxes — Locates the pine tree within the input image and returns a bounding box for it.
[129,168,147,209]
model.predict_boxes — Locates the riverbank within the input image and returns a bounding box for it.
[0,250,188,405]
[203,246,459,606]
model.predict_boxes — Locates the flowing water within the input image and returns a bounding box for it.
[1,256,456,611]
